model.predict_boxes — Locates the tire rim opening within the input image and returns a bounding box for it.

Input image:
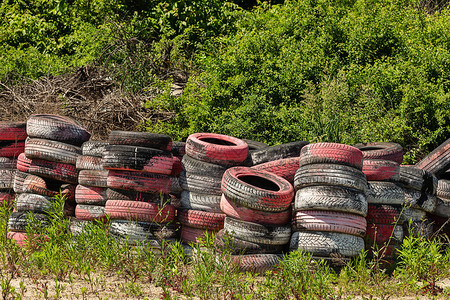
[238,175,280,191]
[200,137,236,146]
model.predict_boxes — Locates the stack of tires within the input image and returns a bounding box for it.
[9,114,89,245]
[178,133,248,245]
[0,122,27,210]
[355,142,405,258]
[71,141,109,234]
[216,166,293,272]
[103,131,177,248]
[168,141,185,208]
[291,143,368,262]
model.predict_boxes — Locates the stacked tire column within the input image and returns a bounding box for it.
[291,143,368,262]
[9,114,90,245]
[178,133,249,245]
[104,131,177,248]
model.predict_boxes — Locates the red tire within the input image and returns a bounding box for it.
[366,205,400,224]
[0,141,25,157]
[362,159,400,181]
[75,185,107,205]
[180,225,217,244]
[251,157,299,184]
[222,167,294,212]
[105,200,175,223]
[76,155,103,170]
[7,232,48,247]
[353,142,403,164]
[170,156,183,177]
[0,157,17,169]
[299,143,363,169]
[186,133,249,166]
[75,205,106,221]
[220,195,291,226]
[0,122,27,141]
[23,174,75,200]
[107,170,172,194]
[178,209,225,230]
[365,223,404,244]
[78,170,108,187]
[0,192,14,206]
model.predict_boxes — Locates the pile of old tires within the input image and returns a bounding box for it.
[9,115,89,245]
[103,131,178,249]
[290,143,369,262]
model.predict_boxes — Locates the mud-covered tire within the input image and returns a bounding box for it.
[108,131,172,151]
[294,164,368,193]
[15,193,52,213]
[231,254,282,273]
[179,171,222,195]
[353,142,403,164]
[178,209,225,230]
[0,157,18,169]
[181,155,226,178]
[0,122,27,141]
[290,231,364,258]
[222,167,294,212]
[294,185,368,217]
[107,170,172,194]
[27,114,90,146]
[220,195,291,226]
[362,159,400,181]
[396,166,438,194]
[105,200,175,223]
[8,211,48,232]
[75,205,106,221]
[299,143,363,169]
[76,155,103,170]
[403,188,437,213]
[242,139,269,151]
[366,205,401,224]
[102,145,173,174]
[215,230,283,254]
[105,188,162,203]
[75,185,107,205]
[366,181,404,205]
[292,211,366,237]
[251,157,299,184]
[180,191,221,212]
[0,169,16,189]
[25,138,81,164]
[0,141,25,157]
[365,224,404,244]
[180,225,217,244]
[224,217,291,246]
[81,141,109,157]
[13,171,28,193]
[78,170,108,187]
[415,138,450,176]
[249,141,308,166]
[109,220,178,245]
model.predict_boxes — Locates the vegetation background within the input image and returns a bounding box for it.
[0,0,449,163]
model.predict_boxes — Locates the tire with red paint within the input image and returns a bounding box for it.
[25,138,81,164]
[362,159,400,181]
[365,224,404,244]
[186,133,249,166]
[178,209,225,230]
[76,155,103,170]
[415,138,450,177]
[366,205,400,224]
[0,169,15,189]
[353,142,403,164]
[8,211,48,232]
[0,141,25,157]
[171,156,182,177]
[13,171,28,193]
[0,122,27,141]
[249,141,308,166]
[0,192,14,206]
[180,225,217,244]
[23,174,75,200]
[222,167,294,212]
[75,185,107,205]
[366,181,404,205]
[179,171,222,195]
[81,141,109,157]
[106,188,162,203]
[181,155,226,177]
[299,143,363,169]
[108,131,172,151]
[215,230,283,254]
[78,170,108,187]
[0,157,18,169]
[251,157,299,184]
[27,114,90,146]
[105,200,175,223]
[231,254,282,273]
[220,195,291,226]
[107,170,171,194]
[75,205,106,221]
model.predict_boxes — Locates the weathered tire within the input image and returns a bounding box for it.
[105,200,175,223]
[404,219,433,239]
[13,171,28,193]
[251,157,299,184]
[15,193,52,213]
[25,138,81,164]
[102,145,173,174]
[215,230,283,254]
[242,139,269,151]
[299,143,363,169]
[75,185,107,205]
[366,205,401,224]
[81,141,109,157]
[27,114,90,146]
[78,170,108,187]
[292,211,366,237]
[0,157,17,169]
[180,225,217,244]
[353,142,403,164]
[365,224,404,244]
[107,170,172,194]
[22,174,75,200]
[362,159,400,181]
[171,156,182,177]
[7,232,48,247]
[171,141,186,157]
[0,169,15,189]
[294,164,368,193]
[222,167,294,212]
[231,254,282,273]
[186,133,249,166]
[17,153,78,184]
[181,155,226,178]
[249,141,308,166]
[437,179,450,200]
[396,166,438,194]
[0,141,25,157]
[290,231,364,258]
[69,219,91,235]
[76,155,103,170]
[179,171,222,195]
[180,191,221,212]
[403,188,437,213]
[109,220,178,245]
[294,186,368,217]
[178,209,225,230]
[0,122,27,141]
[75,205,106,221]
[434,197,450,218]
[106,188,162,203]
[108,131,172,151]
[366,181,404,205]
[415,138,450,176]
[400,207,426,222]
[220,195,291,226]
[8,211,48,232]
[0,192,14,206]
[224,217,291,246]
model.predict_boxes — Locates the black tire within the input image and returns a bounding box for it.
[13,171,28,193]
[25,138,81,165]
[224,217,291,246]
[108,131,172,151]
[179,171,222,195]
[366,182,404,205]
[81,141,109,157]
[290,231,364,258]
[105,188,162,203]
[0,157,17,169]
[437,179,450,200]
[400,207,427,223]
[8,211,48,232]
[0,169,15,189]
[171,141,186,157]
[353,142,403,164]
[26,114,90,146]
[295,185,368,216]
[434,197,450,218]
[415,138,450,177]
[242,139,269,151]
[215,229,283,254]
[294,164,368,193]
[395,166,438,194]
[78,170,108,187]
[15,193,52,213]
[180,191,222,212]
[76,155,104,170]
[249,141,308,165]
[181,155,226,177]
[109,220,178,246]
[403,187,437,213]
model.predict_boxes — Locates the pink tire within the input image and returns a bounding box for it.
[105,200,175,223]
[178,209,225,230]
[75,185,107,205]
[75,205,106,222]
[0,122,27,141]
[107,170,172,194]
[180,225,217,244]
[23,174,75,200]
[251,157,299,183]
[362,159,400,181]
[0,141,25,157]
[299,143,363,169]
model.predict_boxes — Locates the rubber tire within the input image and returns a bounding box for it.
[242,139,269,151]
[105,200,175,223]
[0,157,18,169]
[78,170,108,187]
[294,185,368,217]
[185,133,249,166]
[224,217,291,246]
[249,141,308,166]
[75,205,106,221]
[107,170,172,194]
[0,121,27,141]
[403,187,437,213]
[179,171,222,195]
[353,142,403,164]
[181,155,226,178]
[366,205,401,224]
[231,254,282,273]
[171,156,182,177]
[81,141,109,157]
[289,231,364,258]
[0,141,25,157]
[180,191,222,212]
[22,174,75,200]
[109,220,178,244]
[437,180,450,200]
[76,155,103,170]
[106,188,162,203]
[75,185,107,205]
[8,211,48,232]
[434,197,450,218]
[0,192,14,206]
[25,138,81,164]
[180,225,217,244]
[292,210,367,237]
[0,169,15,189]
[299,142,363,170]
[178,209,225,230]
[171,141,186,157]
[396,166,438,194]
[251,157,299,184]
[366,182,404,205]
[220,194,291,226]
[365,224,404,244]
[15,193,52,213]
[400,207,427,223]
[102,145,173,174]
[26,114,90,146]
[13,171,28,193]
[294,164,368,193]
[362,159,400,181]
[215,230,283,254]
[415,137,450,176]
[69,219,92,235]
[108,131,172,151]
[222,167,294,212]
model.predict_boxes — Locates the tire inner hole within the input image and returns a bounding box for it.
[201,138,236,146]
[359,146,384,151]
[238,175,280,191]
